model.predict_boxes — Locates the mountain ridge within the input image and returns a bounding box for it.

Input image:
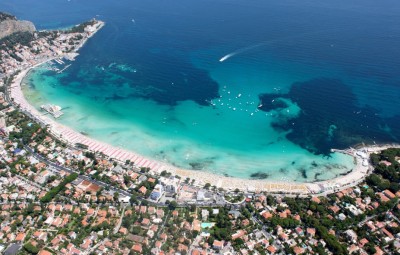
[0,12,36,40]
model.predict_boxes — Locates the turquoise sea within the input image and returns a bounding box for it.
[2,0,400,182]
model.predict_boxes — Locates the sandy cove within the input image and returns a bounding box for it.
[7,22,400,195]
[12,64,399,195]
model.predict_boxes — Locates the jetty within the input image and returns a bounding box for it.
[40,104,64,118]
[57,64,71,73]
[54,58,65,65]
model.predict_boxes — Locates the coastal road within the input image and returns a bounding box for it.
[23,145,230,208]
[23,145,132,197]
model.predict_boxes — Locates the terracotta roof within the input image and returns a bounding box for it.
[311,196,321,204]
[293,246,304,255]
[267,245,276,253]
[262,211,272,219]
[213,240,223,249]
[38,250,53,255]
[15,232,26,241]
[132,244,142,253]
[383,189,396,199]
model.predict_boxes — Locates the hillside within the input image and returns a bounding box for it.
[0,12,35,40]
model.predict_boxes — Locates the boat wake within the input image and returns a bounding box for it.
[218,29,337,63]
[219,42,269,62]
[219,53,235,62]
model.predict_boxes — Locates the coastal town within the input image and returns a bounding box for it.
[0,12,400,255]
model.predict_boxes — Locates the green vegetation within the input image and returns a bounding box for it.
[314,222,347,255]
[208,208,233,241]
[8,118,43,144]
[267,216,300,229]
[67,20,97,33]
[367,148,400,192]
[40,172,78,203]
[224,193,244,203]
[0,12,16,22]
[0,31,35,51]
[23,243,39,254]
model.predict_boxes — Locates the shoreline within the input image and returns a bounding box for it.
[13,65,400,195]
[6,24,400,195]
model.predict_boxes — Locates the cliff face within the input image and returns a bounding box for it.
[0,13,36,40]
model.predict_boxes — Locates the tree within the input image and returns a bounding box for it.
[113,192,119,201]
[23,243,39,254]
[130,194,138,205]
[168,201,178,210]
[132,226,141,235]
[40,173,78,203]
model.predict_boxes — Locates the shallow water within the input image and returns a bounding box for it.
[4,0,400,181]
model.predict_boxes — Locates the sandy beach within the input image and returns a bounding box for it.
[7,21,400,195]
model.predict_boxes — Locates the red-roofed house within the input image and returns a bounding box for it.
[383,189,395,199]
[15,232,26,242]
[311,196,320,204]
[132,244,142,253]
[261,211,272,219]
[139,186,147,194]
[213,240,224,250]
[38,250,53,255]
[267,245,277,254]
[293,246,304,255]
[306,228,316,237]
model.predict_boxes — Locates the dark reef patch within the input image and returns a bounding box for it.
[259,78,400,155]
[250,172,270,179]
[299,168,308,179]
[189,162,203,169]
[188,158,215,170]
[105,94,127,101]
[59,51,220,107]
[314,172,322,180]
[279,168,289,174]
[258,93,288,111]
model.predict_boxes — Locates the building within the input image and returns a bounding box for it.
[111,165,124,174]
[197,189,213,201]
[160,176,180,195]
[150,184,164,201]
[213,240,224,250]
[4,243,21,255]
[202,209,209,221]
[118,195,130,203]
[345,230,358,243]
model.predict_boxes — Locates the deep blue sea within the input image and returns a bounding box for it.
[2,0,400,181]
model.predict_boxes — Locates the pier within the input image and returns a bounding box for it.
[57,64,71,73]
[40,104,64,118]
[53,58,65,65]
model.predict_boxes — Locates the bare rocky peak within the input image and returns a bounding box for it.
[0,12,36,40]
